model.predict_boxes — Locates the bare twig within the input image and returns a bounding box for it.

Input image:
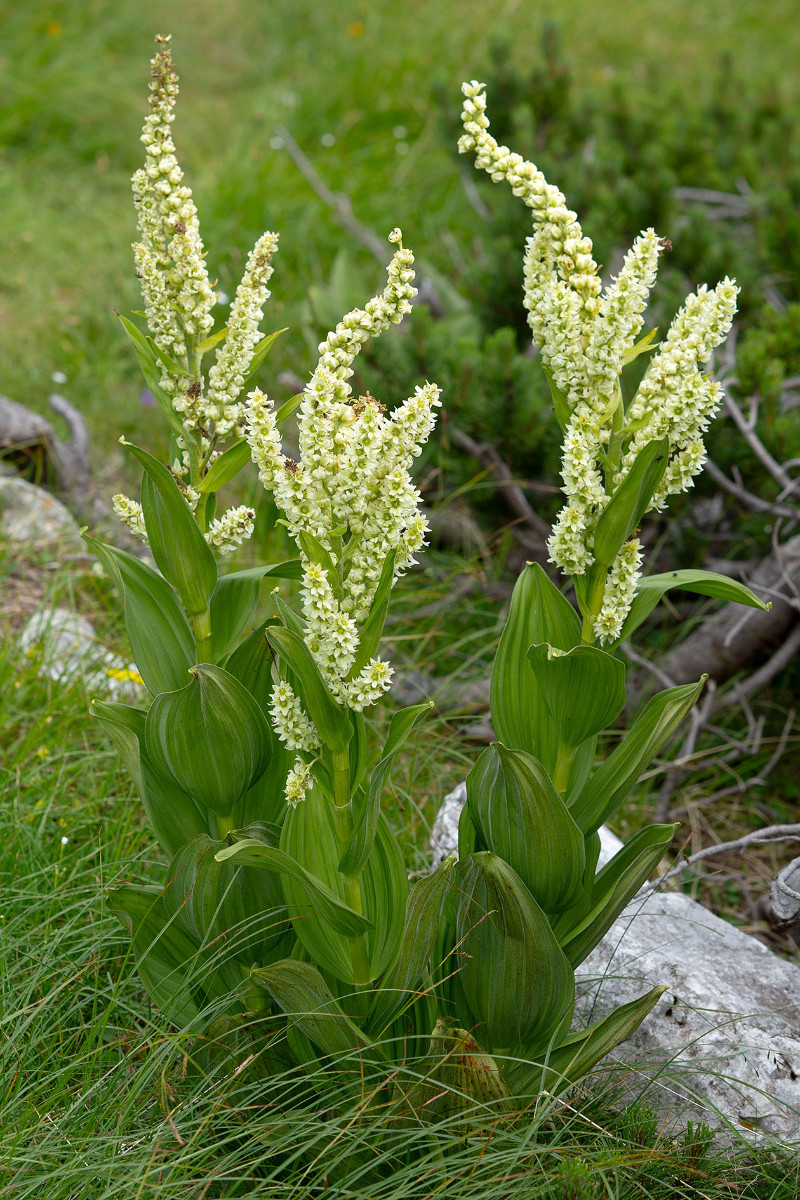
[669,709,795,816]
[275,125,395,265]
[652,680,716,822]
[642,823,800,895]
[712,622,800,713]
[722,392,798,495]
[704,458,799,521]
[448,426,551,544]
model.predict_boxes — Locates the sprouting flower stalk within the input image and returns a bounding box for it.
[115,34,283,561]
[247,228,441,815]
[459,81,739,645]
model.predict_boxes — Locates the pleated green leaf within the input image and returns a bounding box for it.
[105,883,210,1025]
[506,985,666,1098]
[117,314,185,437]
[490,563,592,794]
[568,678,705,834]
[241,327,286,390]
[455,852,575,1053]
[526,643,626,752]
[281,783,406,985]
[556,824,675,966]
[618,568,770,643]
[92,698,210,855]
[267,626,352,752]
[84,535,195,696]
[124,440,218,617]
[593,436,669,568]
[206,561,299,664]
[346,549,397,681]
[215,835,373,940]
[196,440,251,494]
[367,857,457,1036]
[252,959,376,1058]
[164,832,288,969]
[145,664,271,816]
[339,701,433,874]
[91,700,145,795]
[225,622,294,828]
[466,745,586,914]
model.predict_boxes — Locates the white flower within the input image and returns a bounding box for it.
[269,680,320,752]
[246,233,440,724]
[204,231,279,436]
[460,82,738,640]
[112,494,149,543]
[285,758,314,807]
[204,505,255,553]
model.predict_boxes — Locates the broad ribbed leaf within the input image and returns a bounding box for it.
[241,328,286,390]
[92,700,145,794]
[490,563,592,793]
[506,985,666,1098]
[117,314,185,437]
[164,832,288,969]
[197,440,251,494]
[618,569,770,643]
[281,784,406,985]
[84,535,195,696]
[367,857,456,1036]
[125,441,217,616]
[455,852,575,1053]
[467,746,585,914]
[145,664,271,816]
[568,679,705,834]
[267,626,352,752]
[556,824,675,966]
[339,701,433,874]
[208,560,306,666]
[593,436,669,568]
[215,836,373,939]
[106,883,211,1024]
[346,549,397,680]
[226,623,294,827]
[526,643,626,752]
[396,1020,514,1128]
[252,959,376,1058]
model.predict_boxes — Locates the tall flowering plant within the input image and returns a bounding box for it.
[93,40,769,1126]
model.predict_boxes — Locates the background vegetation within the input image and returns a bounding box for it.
[2,1,800,1194]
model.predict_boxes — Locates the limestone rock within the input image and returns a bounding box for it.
[19,607,145,701]
[0,475,83,555]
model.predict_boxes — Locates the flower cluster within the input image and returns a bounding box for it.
[132,35,215,427]
[132,37,280,446]
[247,233,441,753]
[459,81,738,642]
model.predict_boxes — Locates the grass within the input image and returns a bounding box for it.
[3,1,800,1193]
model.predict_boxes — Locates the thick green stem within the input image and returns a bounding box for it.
[190,608,213,663]
[552,745,575,796]
[580,568,607,645]
[331,747,371,993]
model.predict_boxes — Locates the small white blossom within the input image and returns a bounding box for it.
[112,494,149,543]
[204,505,255,554]
[204,231,279,436]
[285,758,314,807]
[593,538,644,644]
[269,680,320,752]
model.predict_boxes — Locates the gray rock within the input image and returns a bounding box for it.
[0,475,83,554]
[19,607,145,701]
[431,783,800,1142]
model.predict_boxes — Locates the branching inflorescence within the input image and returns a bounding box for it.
[247,230,441,799]
[459,81,739,642]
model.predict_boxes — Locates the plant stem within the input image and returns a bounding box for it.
[552,746,575,796]
[191,608,213,663]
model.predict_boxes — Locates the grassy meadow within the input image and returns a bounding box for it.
[2,1,800,1195]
